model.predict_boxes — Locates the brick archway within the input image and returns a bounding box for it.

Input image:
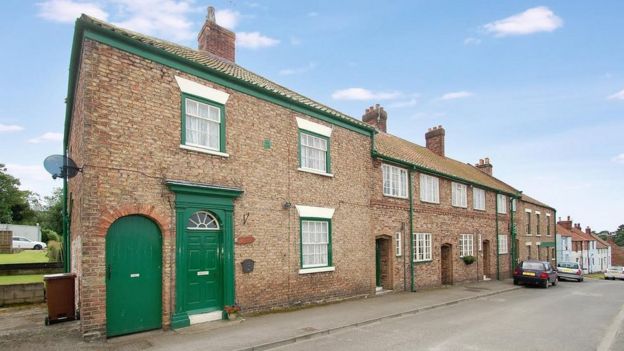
[96,204,171,238]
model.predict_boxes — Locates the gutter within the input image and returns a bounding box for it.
[372,151,517,198]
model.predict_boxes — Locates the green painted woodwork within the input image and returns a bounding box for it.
[540,242,556,248]
[180,93,227,153]
[375,240,382,287]
[166,181,242,329]
[298,129,331,174]
[298,218,333,269]
[184,216,223,312]
[106,215,162,337]
[495,193,500,281]
[408,169,415,292]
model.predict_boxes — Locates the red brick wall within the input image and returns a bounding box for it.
[68,38,373,337]
[515,200,555,266]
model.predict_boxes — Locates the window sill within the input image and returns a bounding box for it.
[383,194,409,200]
[473,208,486,212]
[452,205,468,209]
[420,200,440,205]
[298,168,334,178]
[180,144,229,158]
[413,260,432,264]
[298,266,335,274]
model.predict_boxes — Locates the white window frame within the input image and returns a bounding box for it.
[382,164,408,199]
[184,97,222,151]
[459,234,474,257]
[413,233,432,262]
[497,194,507,214]
[395,232,402,256]
[498,235,509,254]
[300,219,330,269]
[420,174,440,204]
[299,131,329,174]
[473,188,485,211]
[451,182,468,208]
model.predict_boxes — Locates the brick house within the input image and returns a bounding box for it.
[514,194,556,264]
[63,10,556,339]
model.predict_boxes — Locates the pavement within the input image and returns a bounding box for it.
[0,279,520,350]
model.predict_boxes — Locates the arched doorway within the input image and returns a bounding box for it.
[441,244,453,285]
[106,215,162,337]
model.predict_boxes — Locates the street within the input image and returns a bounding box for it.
[274,279,624,351]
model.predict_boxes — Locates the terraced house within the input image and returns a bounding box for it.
[63,9,556,339]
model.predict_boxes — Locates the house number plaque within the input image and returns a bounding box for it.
[241,259,255,273]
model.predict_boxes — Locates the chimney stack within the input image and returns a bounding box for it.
[585,226,592,235]
[557,216,572,230]
[425,125,445,157]
[475,157,493,176]
[198,6,236,62]
[362,104,388,132]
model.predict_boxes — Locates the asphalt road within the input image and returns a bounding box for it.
[274,279,624,351]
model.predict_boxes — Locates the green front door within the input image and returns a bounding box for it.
[106,215,162,337]
[185,223,223,312]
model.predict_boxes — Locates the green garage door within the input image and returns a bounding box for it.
[106,215,162,337]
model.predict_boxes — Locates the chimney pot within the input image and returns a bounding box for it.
[361,104,388,132]
[198,6,236,62]
[475,157,493,176]
[425,125,446,157]
[485,157,490,164]
[567,216,570,221]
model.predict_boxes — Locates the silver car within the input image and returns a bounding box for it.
[556,261,583,282]
[605,266,624,280]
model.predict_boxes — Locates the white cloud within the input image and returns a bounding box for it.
[440,91,474,100]
[111,0,199,42]
[215,8,240,30]
[36,0,109,22]
[613,153,624,164]
[5,164,57,196]
[389,98,419,109]
[0,124,24,133]
[463,37,481,46]
[28,132,63,144]
[484,6,563,37]
[236,32,280,49]
[279,62,317,76]
[331,88,402,101]
[607,89,624,100]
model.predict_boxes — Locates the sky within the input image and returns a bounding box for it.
[0,1,622,231]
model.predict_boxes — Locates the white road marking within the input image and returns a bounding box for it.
[597,303,624,351]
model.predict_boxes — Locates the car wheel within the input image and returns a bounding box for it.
[552,279,557,286]
[513,279,519,286]
[579,278,583,282]
[543,280,549,289]
[34,244,42,250]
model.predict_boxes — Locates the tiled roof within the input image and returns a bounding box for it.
[591,233,610,249]
[569,227,595,242]
[374,132,519,194]
[520,193,553,209]
[78,15,373,132]
[556,224,574,237]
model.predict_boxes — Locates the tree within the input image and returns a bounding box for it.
[39,188,63,235]
[0,164,36,224]
[614,225,624,247]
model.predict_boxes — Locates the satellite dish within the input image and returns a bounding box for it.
[43,155,82,179]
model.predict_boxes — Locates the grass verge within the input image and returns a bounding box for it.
[0,250,49,264]
[0,275,44,285]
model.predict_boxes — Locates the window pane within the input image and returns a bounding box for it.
[301,220,329,268]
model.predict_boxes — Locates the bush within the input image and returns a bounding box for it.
[41,228,61,244]
[462,255,476,265]
[46,240,63,262]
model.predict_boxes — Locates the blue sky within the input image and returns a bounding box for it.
[0,1,622,230]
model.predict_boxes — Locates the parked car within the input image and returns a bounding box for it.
[604,266,624,280]
[556,261,583,282]
[513,260,558,288]
[11,236,47,250]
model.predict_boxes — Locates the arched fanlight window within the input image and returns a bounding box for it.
[187,211,219,230]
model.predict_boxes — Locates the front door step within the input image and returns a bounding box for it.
[376,288,392,295]
[189,311,222,325]
[375,286,383,292]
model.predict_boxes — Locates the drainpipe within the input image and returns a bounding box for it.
[409,168,415,292]
[63,148,70,273]
[509,196,516,275]
[495,193,500,281]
